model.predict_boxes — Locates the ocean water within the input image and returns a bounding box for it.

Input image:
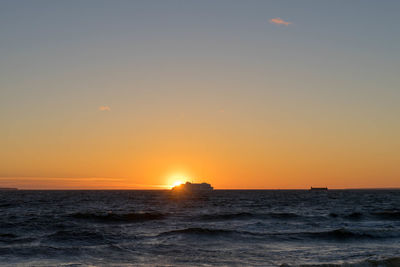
[0,190,399,267]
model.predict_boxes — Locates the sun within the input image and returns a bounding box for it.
[166,172,189,188]
[171,180,183,188]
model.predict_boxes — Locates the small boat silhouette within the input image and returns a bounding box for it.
[310,187,328,191]
[0,187,18,191]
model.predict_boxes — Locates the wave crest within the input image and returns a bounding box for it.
[159,227,237,237]
[371,211,400,220]
[197,212,300,221]
[158,227,398,241]
[280,257,400,267]
[71,211,166,223]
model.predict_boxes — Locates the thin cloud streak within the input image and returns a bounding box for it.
[0,177,169,190]
[99,105,111,111]
[269,18,292,26]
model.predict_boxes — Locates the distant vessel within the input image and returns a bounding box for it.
[310,187,328,191]
[0,187,18,191]
[172,182,213,193]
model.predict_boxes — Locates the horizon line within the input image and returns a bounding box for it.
[2,187,399,191]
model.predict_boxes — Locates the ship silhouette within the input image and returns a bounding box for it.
[310,187,328,191]
[0,187,18,191]
[172,182,213,193]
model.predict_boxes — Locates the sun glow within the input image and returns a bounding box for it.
[171,180,183,188]
[166,173,189,188]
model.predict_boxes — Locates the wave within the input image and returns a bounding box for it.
[70,211,166,223]
[197,212,300,221]
[159,227,238,237]
[344,212,363,220]
[371,211,400,220]
[46,230,107,244]
[286,228,399,241]
[0,233,36,244]
[280,257,400,267]
[329,212,365,220]
[0,233,17,238]
[329,210,400,221]
[197,212,253,220]
[196,210,399,222]
[158,227,398,241]
[303,228,375,240]
[266,212,301,219]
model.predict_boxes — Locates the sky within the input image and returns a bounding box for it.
[1,0,399,189]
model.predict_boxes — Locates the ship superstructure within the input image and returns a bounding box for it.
[172,182,213,193]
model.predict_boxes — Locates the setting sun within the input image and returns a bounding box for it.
[171,180,183,188]
[166,173,189,188]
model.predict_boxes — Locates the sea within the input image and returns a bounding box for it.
[0,190,399,267]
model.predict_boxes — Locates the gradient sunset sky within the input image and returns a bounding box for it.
[1,1,399,189]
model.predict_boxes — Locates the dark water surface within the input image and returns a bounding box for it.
[0,190,399,266]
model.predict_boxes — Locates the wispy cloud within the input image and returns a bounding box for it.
[0,176,168,190]
[99,105,111,111]
[269,18,292,26]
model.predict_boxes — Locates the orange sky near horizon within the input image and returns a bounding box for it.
[3,105,400,189]
[1,91,399,189]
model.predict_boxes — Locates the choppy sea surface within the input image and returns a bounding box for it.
[0,190,399,267]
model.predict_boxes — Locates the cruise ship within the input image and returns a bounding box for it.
[171,182,213,193]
